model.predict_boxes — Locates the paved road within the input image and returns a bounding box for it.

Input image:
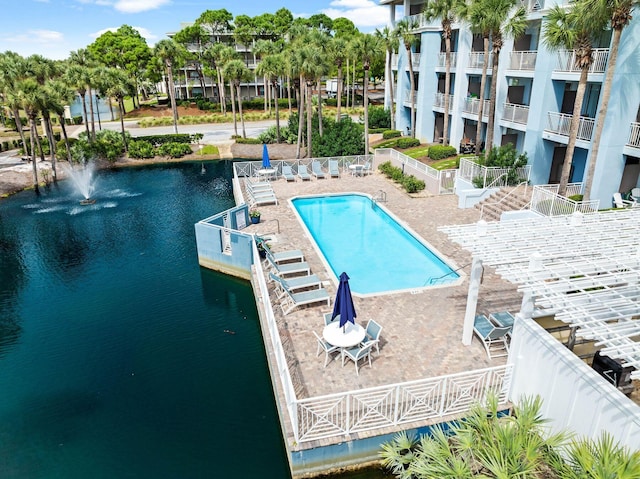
[78,119,277,144]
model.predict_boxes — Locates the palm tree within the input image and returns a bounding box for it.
[154,39,182,134]
[394,18,420,138]
[483,0,527,152]
[15,78,45,191]
[352,33,383,154]
[294,44,324,158]
[581,0,640,201]
[256,54,284,142]
[103,68,134,153]
[45,79,75,165]
[307,30,331,138]
[254,39,279,113]
[223,59,251,139]
[375,27,399,131]
[543,2,605,196]
[0,52,30,155]
[69,49,98,141]
[327,36,349,123]
[65,64,92,139]
[466,0,492,154]
[423,0,467,146]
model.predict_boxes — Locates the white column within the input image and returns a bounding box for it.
[462,256,483,345]
[388,3,396,27]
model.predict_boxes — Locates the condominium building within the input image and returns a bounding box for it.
[382,0,640,207]
[166,23,270,102]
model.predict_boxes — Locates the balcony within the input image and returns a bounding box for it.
[627,122,640,148]
[555,48,609,74]
[436,52,457,69]
[509,51,537,71]
[502,103,530,124]
[433,92,454,112]
[545,112,595,141]
[391,53,398,70]
[468,52,492,70]
[404,90,418,106]
[462,97,491,118]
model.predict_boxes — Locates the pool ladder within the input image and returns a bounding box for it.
[372,190,387,204]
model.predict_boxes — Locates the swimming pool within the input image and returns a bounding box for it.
[291,194,460,295]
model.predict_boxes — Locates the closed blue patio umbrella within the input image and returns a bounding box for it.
[262,144,271,169]
[332,272,357,331]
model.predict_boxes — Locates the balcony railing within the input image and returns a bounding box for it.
[546,112,595,141]
[628,122,640,148]
[436,52,457,68]
[520,0,544,11]
[555,48,609,74]
[502,103,530,124]
[391,53,398,69]
[509,51,537,71]
[404,90,418,105]
[433,92,454,112]
[462,97,491,117]
[468,52,492,69]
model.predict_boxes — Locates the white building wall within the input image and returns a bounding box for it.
[509,317,640,451]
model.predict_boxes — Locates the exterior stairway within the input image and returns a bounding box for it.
[475,185,533,221]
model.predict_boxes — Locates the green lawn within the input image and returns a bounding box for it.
[403,145,430,159]
[195,145,219,155]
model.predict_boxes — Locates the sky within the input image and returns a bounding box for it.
[0,0,398,61]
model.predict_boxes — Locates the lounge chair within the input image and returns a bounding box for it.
[329,160,340,178]
[313,331,340,367]
[361,319,382,355]
[612,192,634,208]
[270,273,330,315]
[473,314,510,359]
[248,190,278,206]
[268,272,321,296]
[265,252,310,277]
[282,165,296,182]
[311,161,326,179]
[298,165,311,181]
[490,311,515,335]
[261,241,304,264]
[631,187,640,201]
[341,340,376,375]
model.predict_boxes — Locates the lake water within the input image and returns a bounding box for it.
[0,162,393,479]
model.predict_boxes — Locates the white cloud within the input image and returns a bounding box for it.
[0,30,69,60]
[322,0,389,29]
[89,25,158,42]
[3,29,64,44]
[113,0,171,13]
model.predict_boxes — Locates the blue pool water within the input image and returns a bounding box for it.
[292,194,459,295]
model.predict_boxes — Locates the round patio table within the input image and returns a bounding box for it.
[323,321,365,348]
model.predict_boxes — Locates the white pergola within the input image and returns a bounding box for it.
[441,209,640,380]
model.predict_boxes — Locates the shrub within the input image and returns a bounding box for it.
[312,115,364,157]
[568,194,583,202]
[257,125,297,144]
[366,106,391,129]
[235,137,262,144]
[402,175,426,193]
[396,137,420,149]
[428,145,457,160]
[478,143,528,186]
[1,141,7,152]
[382,130,401,139]
[136,133,198,145]
[72,115,83,125]
[128,140,155,159]
[157,142,193,158]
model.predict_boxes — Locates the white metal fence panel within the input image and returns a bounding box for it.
[509,51,537,70]
[458,157,530,189]
[555,48,609,73]
[545,112,595,141]
[502,103,530,124]
[434,92,454,111]
[530,185,599,216]
[436,52,457,68]
[627,122,640,148]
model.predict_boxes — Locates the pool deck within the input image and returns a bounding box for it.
[243,168,523,450]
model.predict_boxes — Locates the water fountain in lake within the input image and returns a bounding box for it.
[65,163,97,204]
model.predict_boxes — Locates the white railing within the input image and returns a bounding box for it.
[391,53,398,70]
[509,51,537,71]
[502,103,530,124]
[520,0,544,11]
[433,92,454,112]
[296,365,512,442]
[462,97,491,118]
[468,52,492,69]
[375,148,457,195]
[545,112,595,141]
[555,48,610,74]
[436,52,457,68]
[235,155,374,182]
[458,157,531,189]
[408,12,434,30]
[480,181,530,219]
[410,53,420,69]
[404,90,418,105]
[627,122,640,148]
[530,185,600,216]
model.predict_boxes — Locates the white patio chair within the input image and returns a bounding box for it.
[473,314,510,359]
[341,340,376,375]
[313,331,340,367]
[361,319,382,355]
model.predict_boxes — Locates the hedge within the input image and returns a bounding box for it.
[382,130,401,139]
[235,137,262,144]
[396,137,421,149]
[428,145,457,160]
[136,133,202,145]
[378,161,425,193]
